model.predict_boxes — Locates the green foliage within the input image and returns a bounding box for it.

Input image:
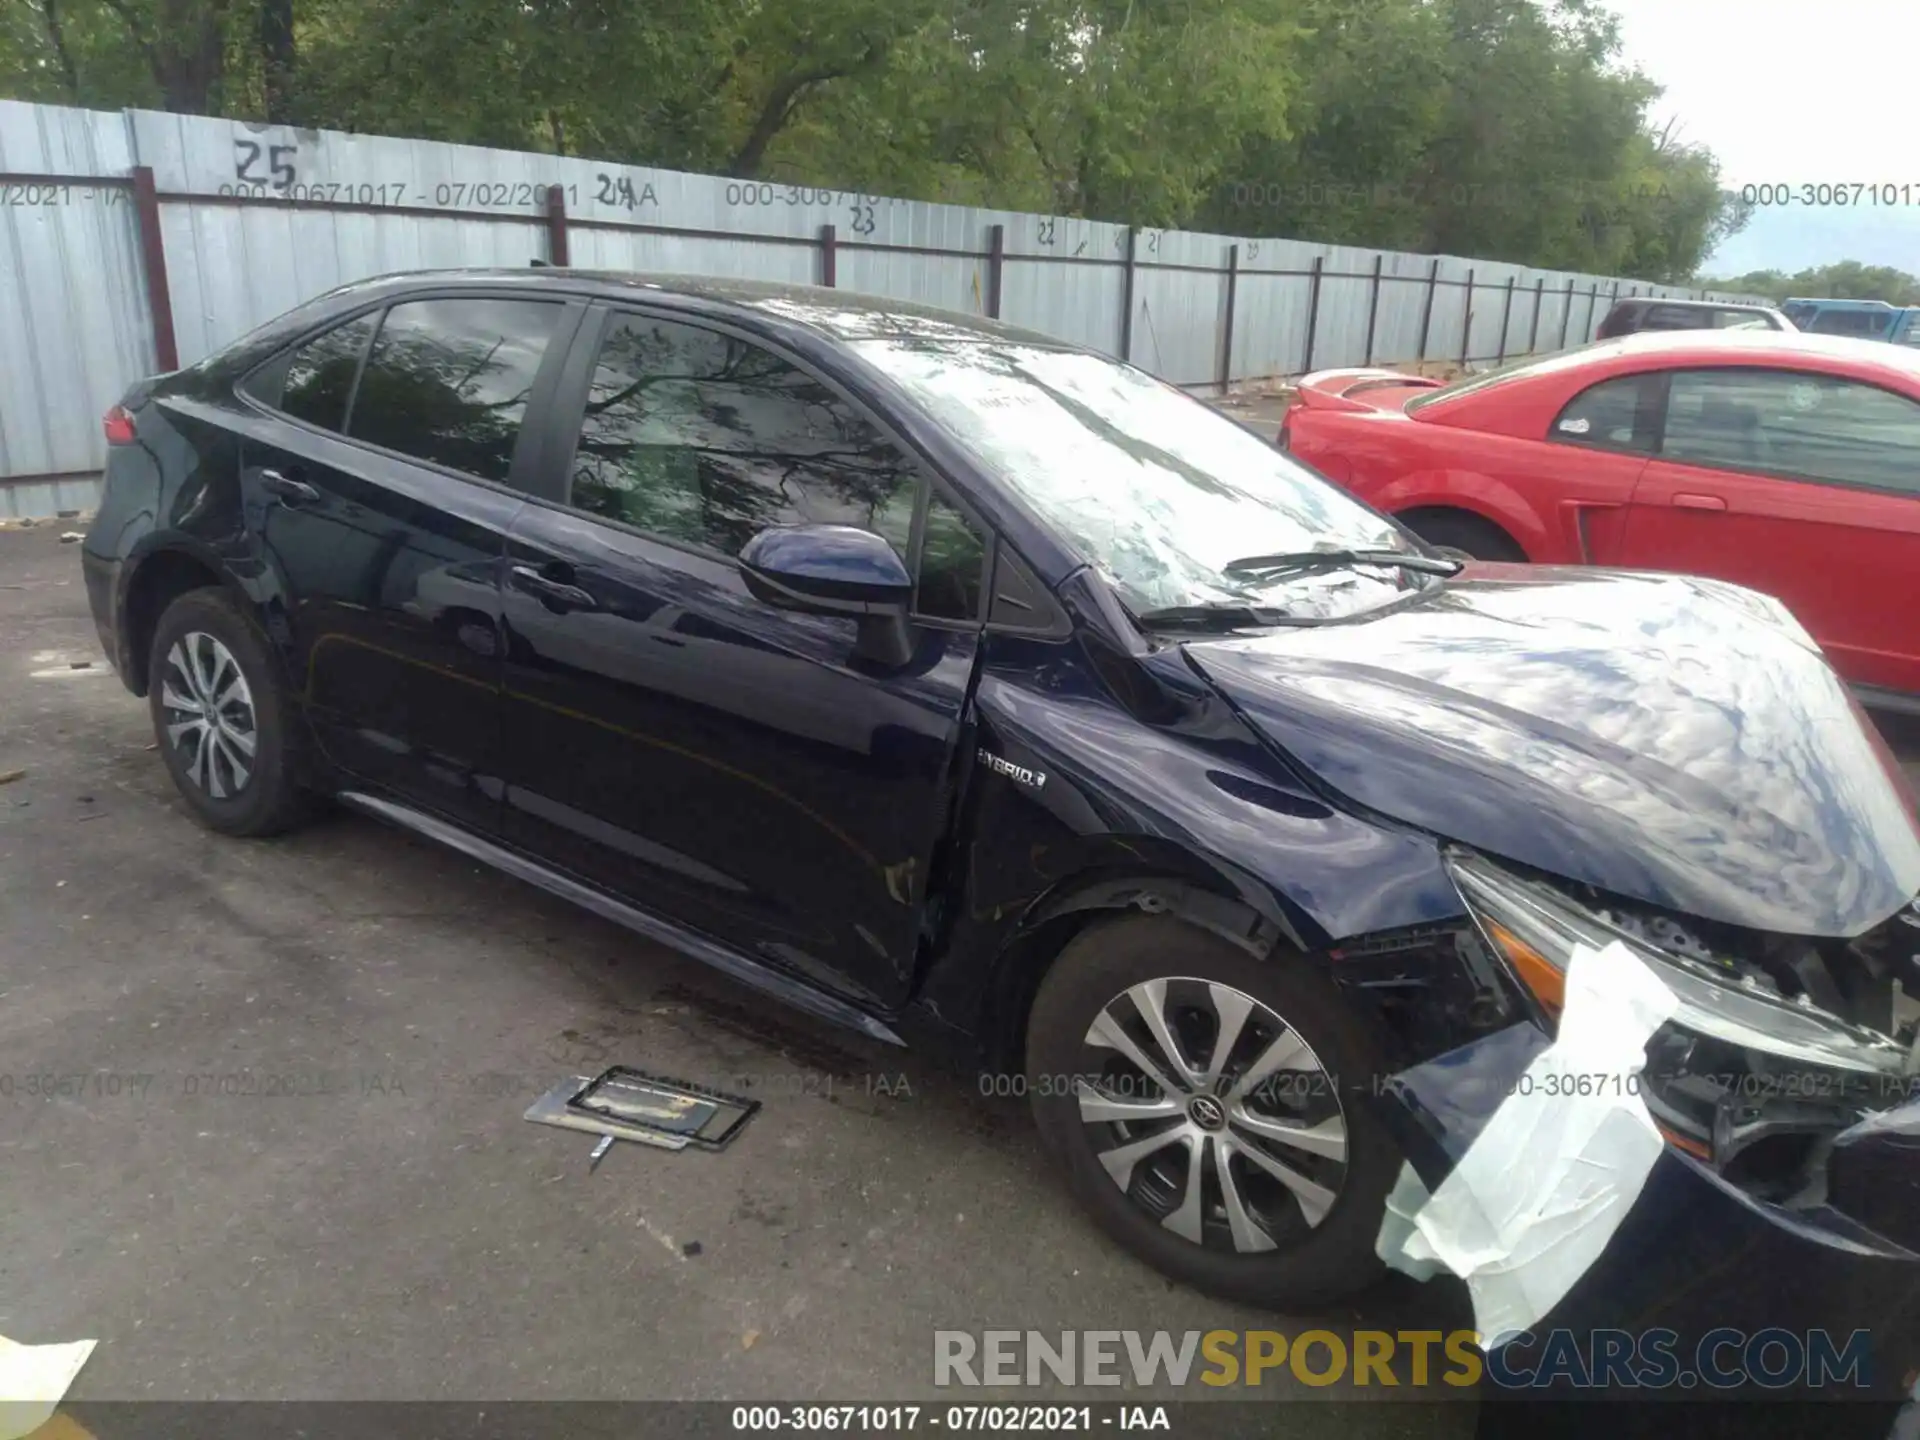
[1,0,1745,283]
[1713,262,1920,308]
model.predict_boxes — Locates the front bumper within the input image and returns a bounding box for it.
[1378,1021,1920,1403]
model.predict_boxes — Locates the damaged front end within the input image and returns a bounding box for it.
[1358,848,1920,1397]
[1450,849,1920,1203]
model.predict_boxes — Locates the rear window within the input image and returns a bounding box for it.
[1805,309,1890,338]
[1404,347,1586,413]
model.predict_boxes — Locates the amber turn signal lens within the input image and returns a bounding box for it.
[1485,919,1565,1019]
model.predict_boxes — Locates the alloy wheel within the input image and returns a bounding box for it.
[1076,976,1349,1254]
[159,631,257,799]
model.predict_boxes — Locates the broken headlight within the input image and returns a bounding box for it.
[1447,850,1915,1191]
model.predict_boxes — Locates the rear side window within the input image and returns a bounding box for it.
[1642,305,1706,331]
[348,297,562,484]
[1551,374,1655,451]
[1805,309,1887,338]
[244,313,375,431]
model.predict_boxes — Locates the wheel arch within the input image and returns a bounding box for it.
[972,841,1321,1077]
[117,535,278,695]
[1392,502,1532,560]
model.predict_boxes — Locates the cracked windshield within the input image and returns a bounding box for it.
[858,340,1408,618]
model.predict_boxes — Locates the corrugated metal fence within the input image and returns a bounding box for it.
[0,99,1745,518]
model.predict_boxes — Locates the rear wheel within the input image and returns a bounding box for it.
[1026,915,1397,1309]
[147,588,309,837]
[1398,509,1525,562]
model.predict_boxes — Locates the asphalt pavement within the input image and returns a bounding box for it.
[3,518,1915,1427]
[0,523,1477,1434]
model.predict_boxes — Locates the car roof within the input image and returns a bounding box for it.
[1592,326,1920,373]
[1612,296,1775,312]
[1782,296,1898,311]
[301,267,1071,349]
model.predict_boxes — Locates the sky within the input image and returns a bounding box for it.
[1601,0,1920,275]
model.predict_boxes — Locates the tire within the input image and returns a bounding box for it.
[1400,510,1525,562]
[1027,915,1398,1310]
[146,587,310,837]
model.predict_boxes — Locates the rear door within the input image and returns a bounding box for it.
[1622,366,1920,693]
[494,305,992,1011]
[235,291,581,830]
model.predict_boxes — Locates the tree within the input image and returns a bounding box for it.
[1711,262,1920,307]
[0,0,1745,284]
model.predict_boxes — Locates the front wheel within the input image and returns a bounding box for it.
[1026,915,1398,1309]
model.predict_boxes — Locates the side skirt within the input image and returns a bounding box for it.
[336,790,906,1047]
[1854,682,1920,720]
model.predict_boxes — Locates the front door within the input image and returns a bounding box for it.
[234,292,579,828]
[1622,366,1920,695]
[495,307,991,1010]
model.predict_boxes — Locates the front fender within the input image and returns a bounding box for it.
[908,630,1466,1058]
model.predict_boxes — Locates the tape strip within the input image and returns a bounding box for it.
[1375,939,1677,1348]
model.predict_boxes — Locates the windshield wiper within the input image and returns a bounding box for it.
[1221,547,1462,578]
[1133,602,1291,632]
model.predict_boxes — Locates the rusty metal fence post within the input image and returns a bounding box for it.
[130,165,179,372]
[1302,255,1324,373]
[1496,275,1516,364]
[986,223,1005,319]
[1417,258,1440,362]
[1362,254,1383,366]
[544,184,570,266]
[1460,269,1476,366]
[1219,243,1239,391]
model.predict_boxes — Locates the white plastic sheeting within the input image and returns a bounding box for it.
[1376,940,1677,1347]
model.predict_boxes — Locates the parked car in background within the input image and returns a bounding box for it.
[80,274,1920,1397]
[1593,296,1790,338]
[1781,296,1920,345]
[1278,330,1920,708]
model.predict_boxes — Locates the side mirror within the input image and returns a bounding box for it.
[740,524,915,666]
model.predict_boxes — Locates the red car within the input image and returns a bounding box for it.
[1279,330,1920,706]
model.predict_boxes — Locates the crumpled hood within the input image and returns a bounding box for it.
[1184,566,1920,937]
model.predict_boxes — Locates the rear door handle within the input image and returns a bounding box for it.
[1670,492,1727,512]
[509,564,598,612]
[260,469,320,506]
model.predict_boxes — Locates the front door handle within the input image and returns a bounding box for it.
[260,469,320,506]
[1670,492,1727,512]
[509,564,598,612]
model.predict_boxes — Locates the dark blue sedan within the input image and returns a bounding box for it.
[82,272,1920,1402]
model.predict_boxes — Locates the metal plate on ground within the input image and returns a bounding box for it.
[524,1067,760,1152]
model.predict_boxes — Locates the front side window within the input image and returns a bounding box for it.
[348,297,562,484]
[1661,369,1920,493]
[1551,374,1655,451]
[568,311,925,560]
[853,338,1411,617]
